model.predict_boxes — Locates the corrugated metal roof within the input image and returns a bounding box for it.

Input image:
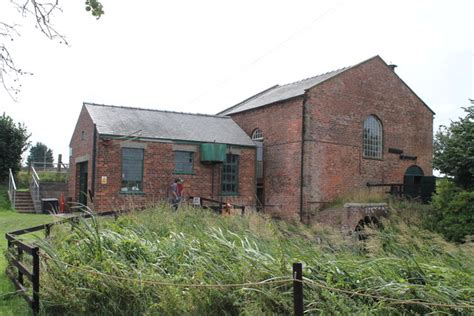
[218,67,348,115]
[85,103,255,147]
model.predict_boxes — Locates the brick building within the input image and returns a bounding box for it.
[218,56,434,220]
[69,103,256,212]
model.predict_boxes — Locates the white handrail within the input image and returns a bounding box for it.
[9,168,16,191]
[8,168,17,209]
[32,166,40,182]
[30,165,41,212]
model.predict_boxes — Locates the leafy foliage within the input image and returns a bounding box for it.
[427,179,474,242]
[433,106,474,189]
[85,0,105,18]
[27,142,54,168]
[37,204,474,315]
[0,113,30,182]
[1,1,104,98]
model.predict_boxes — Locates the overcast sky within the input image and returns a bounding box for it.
[0,0,472,163]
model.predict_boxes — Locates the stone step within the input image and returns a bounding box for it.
[16,196,33,201]
[16,191,31,195]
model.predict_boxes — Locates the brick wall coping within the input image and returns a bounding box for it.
[343,203,387,208]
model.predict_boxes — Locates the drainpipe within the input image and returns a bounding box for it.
[91,124,97,202]
[299,95,307,222]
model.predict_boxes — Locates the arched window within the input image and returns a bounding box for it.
[363,115,382,159]
[251,128,263,141]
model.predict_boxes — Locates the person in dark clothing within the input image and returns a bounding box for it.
[170,178,184,210]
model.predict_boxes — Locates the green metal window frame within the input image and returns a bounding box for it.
[121,148,144,193]
[221,154,239,195]
[174,151,194,174]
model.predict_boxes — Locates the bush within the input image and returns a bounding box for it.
[427,179,474,242]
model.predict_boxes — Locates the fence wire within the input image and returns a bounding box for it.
[39,252,474,310]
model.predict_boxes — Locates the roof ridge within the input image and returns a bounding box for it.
[216,85,280,115]
[279,66,349,87]
[84,102,232,119]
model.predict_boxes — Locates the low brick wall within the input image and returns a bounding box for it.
[312,203,389,234]
[40,182,68,199]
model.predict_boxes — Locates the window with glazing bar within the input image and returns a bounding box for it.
[221,154,239,194]
[121,148,144,192]
[363,115,383,159]
[174,151,194,174]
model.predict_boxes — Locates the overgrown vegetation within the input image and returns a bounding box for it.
[36,203,474,315]
[426,179,474,242]
[433,105,473,189]
[16,171,68,189]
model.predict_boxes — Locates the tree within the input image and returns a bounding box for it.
[428,179,474,242]
[0,112,30,181]
[1,1,104,98]
[433,105,474,189]
[27,142,54,168]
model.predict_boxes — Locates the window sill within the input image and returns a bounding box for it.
[119,191,146,196]
[173,171,195,175]
[362,156,383,161]
[220,193,239,197]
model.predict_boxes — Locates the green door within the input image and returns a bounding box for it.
[404,165,424,199]
[78,162,88,206]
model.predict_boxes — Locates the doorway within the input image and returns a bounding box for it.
[77,162,88,206]
[403,165,424,199]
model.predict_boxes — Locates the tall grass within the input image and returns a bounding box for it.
[37,202,474,315]
[16,171,68,189]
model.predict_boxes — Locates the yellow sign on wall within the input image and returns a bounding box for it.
[101,176,107,184]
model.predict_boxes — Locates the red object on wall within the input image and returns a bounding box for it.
[59,194,65,213]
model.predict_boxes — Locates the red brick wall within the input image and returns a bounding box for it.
[302,56,433,212]
[230,98,304,219]
[68,105,96,206]
[92,139,255,212]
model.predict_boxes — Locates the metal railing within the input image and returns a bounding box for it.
[31,161,69,173]
[8,168,17,209]
[30,166,41,212]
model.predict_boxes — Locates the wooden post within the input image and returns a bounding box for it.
[57,154,62,172]
[293,262,303,316]
[32,247,40,315]
[17,246,24,286]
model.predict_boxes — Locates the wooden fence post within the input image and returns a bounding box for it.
[17,246,24,286]
[293,262,303,316]
[32,247,40,315]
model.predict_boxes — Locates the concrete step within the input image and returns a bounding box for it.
[15,191,31,196]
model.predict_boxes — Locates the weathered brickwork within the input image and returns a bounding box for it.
[303,57,433,212]
[68,106,96,206]
[69,116,256,212]
[229,56,433,219]
[230,99,304,219]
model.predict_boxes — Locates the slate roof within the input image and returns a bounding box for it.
[218,55,435,115]
[218,67,348,115]
[85,103,255,147]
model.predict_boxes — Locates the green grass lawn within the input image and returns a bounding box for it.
[0,186,52,316]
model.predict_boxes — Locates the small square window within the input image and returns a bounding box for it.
[174,151,194,174]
